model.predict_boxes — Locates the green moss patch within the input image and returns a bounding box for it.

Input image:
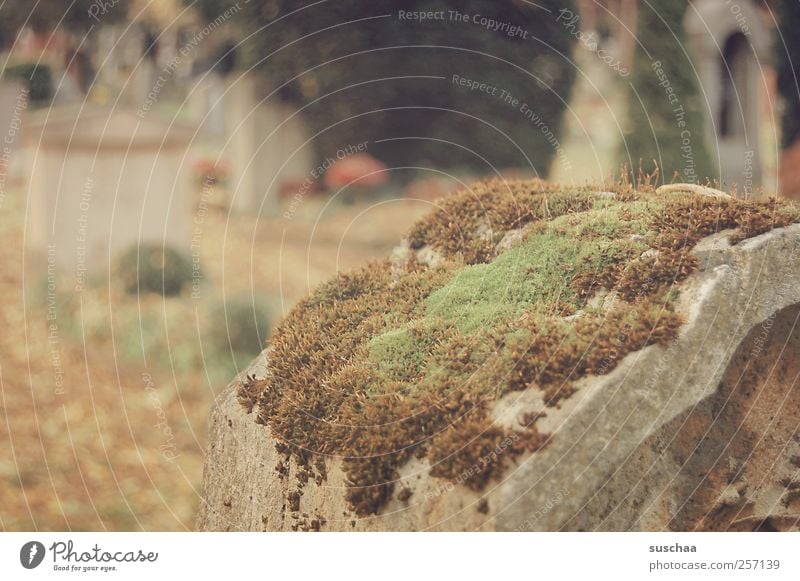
[241,179,800,517]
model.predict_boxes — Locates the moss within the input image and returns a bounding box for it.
[366,320,451,386]
[426,233,580,333]
[407,179,599,264]
[428,420,548,490]
[424,198,661,332]
[241,179,800,517]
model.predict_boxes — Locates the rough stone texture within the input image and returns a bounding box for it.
[198,224,800,531]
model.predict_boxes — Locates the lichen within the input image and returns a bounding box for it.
[240,179,800,517]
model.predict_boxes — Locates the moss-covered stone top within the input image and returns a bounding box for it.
[240,179,800,517]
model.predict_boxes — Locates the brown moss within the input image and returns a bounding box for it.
[428,419,548,490]
[491,296,683,406]
[407,179,600,264]
[613,249,698,302]
[238,374,265,414]
[287,490,301,512]
[397,487,413,503]
[571,195,800,304]
[239,179,800,517]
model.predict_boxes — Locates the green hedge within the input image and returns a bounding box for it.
[3,64,53,103]
[207,296,271,367]
[117,244,193,297]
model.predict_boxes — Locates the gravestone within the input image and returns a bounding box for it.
[685,0,769,196]
[198,180,800,531]
[25,106,195,278]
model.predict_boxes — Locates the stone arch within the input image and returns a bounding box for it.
[719,32,752,140]
[684,0,770,194]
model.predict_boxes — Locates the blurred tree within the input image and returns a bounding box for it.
[619,0,715,184]
[775,0,800,197]
[207,296,271,371]
[191,0,577,174]
[0,0,128,38]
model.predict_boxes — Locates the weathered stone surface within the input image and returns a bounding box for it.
[198,223,800,531]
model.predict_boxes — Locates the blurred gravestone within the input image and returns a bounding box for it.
[24,107,195,279]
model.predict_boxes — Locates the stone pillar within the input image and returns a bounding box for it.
[223,73,314,215]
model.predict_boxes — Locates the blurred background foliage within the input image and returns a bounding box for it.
[193,0,577,175]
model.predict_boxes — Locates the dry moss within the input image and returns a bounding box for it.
[406,179,603,264]
[240,180,800,517]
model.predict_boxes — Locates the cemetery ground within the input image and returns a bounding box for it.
[0,184,428,530]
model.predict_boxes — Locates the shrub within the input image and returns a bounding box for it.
[206,296,271,368]
[117,244,193,297]
[3,63,53,103]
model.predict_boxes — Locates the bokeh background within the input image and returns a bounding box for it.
[0,0,798,530]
